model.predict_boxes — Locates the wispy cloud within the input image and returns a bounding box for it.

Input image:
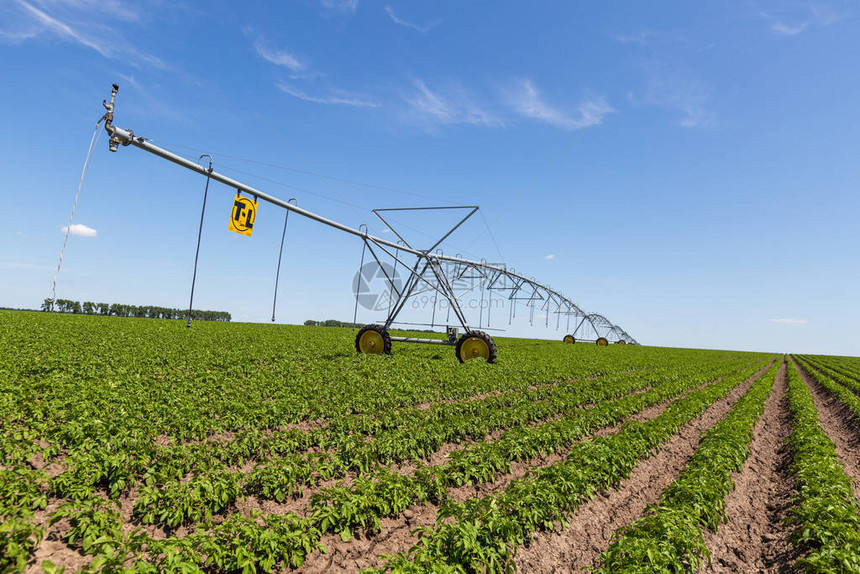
[62,223,97,237]
[759,4,844,36]
[771,21,808,35]
[3,0,167,68]
[319,0,358,14]
[770,318,808,324]
[253,39,306,71]
[611,31,652,47]
[544,254,555,260]
[635,61,716,128]
[384,5,438,33]
[1,261,54,270]
[404,79,503,127]
[277,82,380,107]
[508,80,615,130]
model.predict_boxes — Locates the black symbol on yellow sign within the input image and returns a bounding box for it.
[228,193,257,237]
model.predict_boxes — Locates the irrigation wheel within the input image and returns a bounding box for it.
[355,324,391,355]
[616,340,627,345]
[455,330,497,363]
[596,337,609,347]
[563,334,575,344]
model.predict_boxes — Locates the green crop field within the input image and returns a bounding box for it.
[2,310,859,573]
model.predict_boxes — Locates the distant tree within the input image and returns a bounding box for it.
[82,301,95,315]
[41,299,54,312]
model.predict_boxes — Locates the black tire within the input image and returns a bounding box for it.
[455,330,497,364]
[563,334,575,344]
[355,324,392,355]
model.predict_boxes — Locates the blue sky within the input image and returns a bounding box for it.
[1,1,858,355]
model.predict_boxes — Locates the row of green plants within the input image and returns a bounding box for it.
[0,467,49,572]
[13,360,763,574]
[305,359,767,545]
[595,360,779,572]
[795,356,860,424]
[53,363,663,512]
[798,355,860,396]
[0,311,770,572]
[783,360,860,572]
[365,358,775,572]
[129,361,707,530]
[807,355,860,384]
[133,356,763,533]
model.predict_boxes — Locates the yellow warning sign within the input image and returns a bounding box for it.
[228,193,257,237]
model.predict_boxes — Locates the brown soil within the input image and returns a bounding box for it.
[701,362,798,573]
[794,360,860,502]
[25,498,92,574]
[449,379,719,504]
[26,538,91,574]
[513,362,771,573]
[298,378,702,572]
[299,503,440,573]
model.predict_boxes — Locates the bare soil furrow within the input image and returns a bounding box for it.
[297,374,750,573]
[449,378,720,504]
[299,504,440,573]
[512,364,766,573]
[701,362,798,573]
[795,360,860,502]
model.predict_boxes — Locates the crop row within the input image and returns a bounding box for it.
[799,355,860,396]
[806,355,860,383]
[783,360,860,572]
[306,359,769,545]
[794,356,860,424]
[55,356,761,522]
[17,359,766,574]
[595,359,779,572]
[130,356,763,533]
[51,364,668,503]
[0,312,772,572]
[366,358,775,572]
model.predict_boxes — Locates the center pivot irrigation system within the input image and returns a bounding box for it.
[100,84,637,363]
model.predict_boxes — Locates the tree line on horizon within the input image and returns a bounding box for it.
[41,299,231,322]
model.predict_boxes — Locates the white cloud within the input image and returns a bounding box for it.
[404,79,503,127]
[544,254,555,260]
[611,31,651,46]
[62,223,97,237]
[636,61,716,128]
[384,6,438,33]
[759,5,843,37]
[253,40,305,71]
[771,21,808,35]
[4,0,167,68]
[277,82,380,107]
[508,80,615,130]
[770,318,808,324]
[319,0,358,13]
[13,0,111,57]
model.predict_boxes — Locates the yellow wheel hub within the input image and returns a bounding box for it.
[563,335,574,344]
[596,337,609,347]
[459,336,490,361]
[358,330,385,354]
